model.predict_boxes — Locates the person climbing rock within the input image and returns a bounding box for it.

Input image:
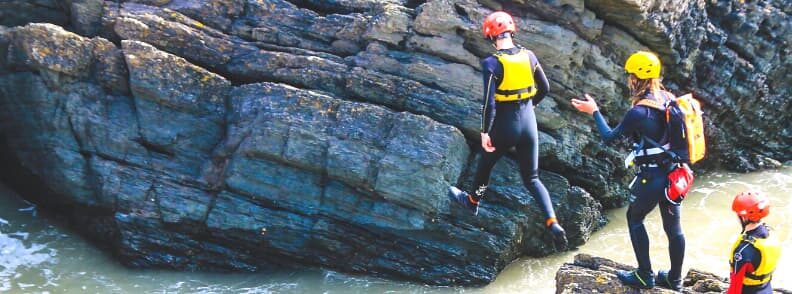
[447,11,568,251]
[728,191,780,294]
[570,51,687,290]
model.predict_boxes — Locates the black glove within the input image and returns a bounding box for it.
[549,222,568,251]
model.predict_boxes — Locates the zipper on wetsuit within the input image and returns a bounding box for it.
[482,73,495,133]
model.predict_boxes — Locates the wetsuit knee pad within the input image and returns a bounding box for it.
[662,222,683,233]
[666,232,685,241]
[517,174,540,192]
[626,210,646,231]
[627,221,646,232]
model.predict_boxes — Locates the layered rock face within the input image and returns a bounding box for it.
[0,0,788,286]
[556,254,792,294]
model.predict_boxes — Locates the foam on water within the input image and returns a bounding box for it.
[0,230,55,291]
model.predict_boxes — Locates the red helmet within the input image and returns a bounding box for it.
[483,11,516,38]
[732,191,770,222]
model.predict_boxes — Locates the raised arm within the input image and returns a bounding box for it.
[572,94,640,145]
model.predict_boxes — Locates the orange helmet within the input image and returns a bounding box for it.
[483,11,516,39]
[732,191,770,222]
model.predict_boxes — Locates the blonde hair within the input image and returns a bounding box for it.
[628,75,667,105]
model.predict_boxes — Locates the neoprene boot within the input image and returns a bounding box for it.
[656,270,683,291]
[448,186,479,215]
[617,269,655,289]
[548,221,568,251]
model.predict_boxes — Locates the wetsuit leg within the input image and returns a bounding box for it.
[471,148,506,201]
[626,167,665,273]
[471,103,518,201]
[659,200,685,280]
[472,103,527,200]
[514,103,556,220]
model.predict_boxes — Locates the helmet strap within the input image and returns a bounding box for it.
[496,31,513,40]
[738,216,747,233]
[490,32,516,50]
[738,216,762,234]
[489,32,513,43]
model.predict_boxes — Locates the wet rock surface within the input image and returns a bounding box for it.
[556,254,791,294]
[0,0,788,287]
[0,0,69,28]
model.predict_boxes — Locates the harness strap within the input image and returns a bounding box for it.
[495,87,535,101]
[495,87,535,95]
[643,136,681,162]
[745,271,772,281]
[634,145,670,157]
[625,141,671,168]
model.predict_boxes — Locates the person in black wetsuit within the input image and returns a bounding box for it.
[571,51,686,291]
[728,191,780,294]
[447,11,568,250]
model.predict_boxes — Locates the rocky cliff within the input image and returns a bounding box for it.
[0,0,788,286]
[556,254,792,294]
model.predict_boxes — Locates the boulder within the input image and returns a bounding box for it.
[8,23,95,78]
[4,21,597,284]
[556,254,791,294]
[364,4,412,46]
[122,40,230,177]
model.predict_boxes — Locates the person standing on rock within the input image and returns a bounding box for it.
[570,51,686,291]
[447,11,568,251]
[728,191,780,294]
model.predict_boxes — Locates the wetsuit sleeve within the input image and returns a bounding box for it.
[480,56,501,133]
[528,51,550,106]
[592,107,642,145]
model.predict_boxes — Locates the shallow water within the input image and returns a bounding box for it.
[488,166,792,293]
[1,167,790,293]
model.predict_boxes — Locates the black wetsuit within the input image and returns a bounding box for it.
[592,91,686,281]
[472,47,555,222]
[731,225,773,294]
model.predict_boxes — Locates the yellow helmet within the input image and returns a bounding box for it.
[624,51,661,79]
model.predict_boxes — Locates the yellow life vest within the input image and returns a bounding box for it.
[494,49,537,102]
[729,233,781,286]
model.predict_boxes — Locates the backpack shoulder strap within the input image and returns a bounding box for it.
[661,90,676,101]
[635,99,666,111]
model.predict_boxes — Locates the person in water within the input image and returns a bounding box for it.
[728,191,780,294]
[570,51,686,290]
[448,11,568,250]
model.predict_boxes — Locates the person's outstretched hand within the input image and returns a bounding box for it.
[481,133,496,152]
[571,93,599,115]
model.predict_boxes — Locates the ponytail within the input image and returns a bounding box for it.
[628,75,667,105]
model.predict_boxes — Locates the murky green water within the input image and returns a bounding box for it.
[2,167,790,293]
